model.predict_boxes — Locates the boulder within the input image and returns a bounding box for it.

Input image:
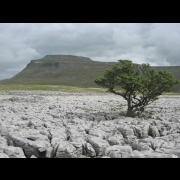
[136,142,153,152]
[89,128,107,139]
[45,147,54,158]
[0,153,10,158]
[105,145,133,158]
[141,151,178,158]
[133,123,150,138]
[83,142,96,157]
[70,141,83,157]
[158,147,180,157]
[49,128,67,149]
[149,125,160,137]
[117,126,134,137]
[2,146,26,158]
[55,141,79,158]
[78,155,90,158]
[107,134,125,146]
[151,139,165,150]
[0,124,8,136]
[124,135,137,145]
[66,125,86,142]
[0,136,8,146]
[129,150,145,158]
[7,132,51,158]
[87,136,110,157]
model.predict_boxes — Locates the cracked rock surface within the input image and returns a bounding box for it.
[0,90,180,158]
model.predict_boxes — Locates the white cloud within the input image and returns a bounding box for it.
[0,23,180,80]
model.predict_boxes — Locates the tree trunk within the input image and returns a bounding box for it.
[126,106,133,117]
[126,94,134,117]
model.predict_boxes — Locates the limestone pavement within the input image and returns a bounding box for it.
[0,90,180,158]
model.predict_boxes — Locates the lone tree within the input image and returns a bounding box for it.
[94,60,179,117]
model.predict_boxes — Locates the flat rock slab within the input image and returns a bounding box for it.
[0,145,25,158]
[55,141,79,158]
[105,145,133,158]
[0,153,10,158]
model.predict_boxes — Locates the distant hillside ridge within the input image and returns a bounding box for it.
[1,55,180,92]
[1,55,117,88]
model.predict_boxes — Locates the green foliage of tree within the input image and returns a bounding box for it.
[94,60,180,117]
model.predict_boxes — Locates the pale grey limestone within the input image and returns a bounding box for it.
[1,90,180,158]
[87,136,110,157]
[105,145,133,158]
[55,141,79,158]
[0,153,10,158]
[107,134,125,146]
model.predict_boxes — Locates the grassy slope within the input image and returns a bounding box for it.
[4,56,117,87]
[0,84,108,93]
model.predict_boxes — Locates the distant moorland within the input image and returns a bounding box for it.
[1,55,180,92]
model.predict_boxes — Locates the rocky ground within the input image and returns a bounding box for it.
[0,90,180,158]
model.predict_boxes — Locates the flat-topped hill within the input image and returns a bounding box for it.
[1,55,180,92]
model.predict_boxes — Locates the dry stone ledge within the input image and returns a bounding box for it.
[87,136,110,157]
[0,145,25,158]
[55,141,80,158]
[0,152,10,158]
[0,123,9,136]
[107,134,125,146]
[7,131,51,158]
[3,146,26,158]
[125,150,178,158]
[1,90,180,158]
[149,125,160,137]
[105,145,133,158]
[45,147,54,158]
[89,128,108,139]
[117,125,134,137]
[0,136,8,146]
[131,122,150,139]
[83,142,96,157]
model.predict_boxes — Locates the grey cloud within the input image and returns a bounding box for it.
[0,23,180,80]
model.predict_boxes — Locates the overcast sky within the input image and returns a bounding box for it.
[0,23,180,80]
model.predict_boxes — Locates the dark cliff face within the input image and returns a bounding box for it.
[1,55,180,91]
[25,55,94,73]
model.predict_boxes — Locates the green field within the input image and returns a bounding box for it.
[0,85,108,93]
[1,85,180,96]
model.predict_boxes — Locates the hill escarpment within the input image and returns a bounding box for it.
[1,55,180,92]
